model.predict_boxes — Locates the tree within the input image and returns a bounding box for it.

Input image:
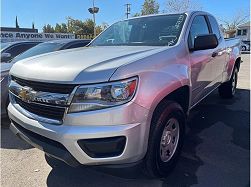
[96,25,103,35]
[141,0,159,15]
[54,23,68,33]
[15,16,19,28]
[61,23,68,33]
[54,23,62,33]
[66,17,95,34]
[165,0,202,12]
[42,24,55,33]
[43,17,104,36]
[84,19,94,34]
[133,13,141,17]
[219,9,250,31]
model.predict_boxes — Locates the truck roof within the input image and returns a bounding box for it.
[124,11,211,20]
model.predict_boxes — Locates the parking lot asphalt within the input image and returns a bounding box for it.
[1,54,250,187]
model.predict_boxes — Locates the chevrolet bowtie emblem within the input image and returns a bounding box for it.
[18,87,36,102]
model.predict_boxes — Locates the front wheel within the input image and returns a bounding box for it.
[218,66,238,98]
[143,101,185,178]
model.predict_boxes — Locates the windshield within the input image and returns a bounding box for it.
[11,42,64,63]
[90,14,186,47]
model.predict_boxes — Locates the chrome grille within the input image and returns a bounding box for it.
[14,96,66,121]
[9,77,76,124]
[11,76,76,94]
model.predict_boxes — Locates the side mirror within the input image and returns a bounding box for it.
[1,53,12,62]
[192,34,218,51]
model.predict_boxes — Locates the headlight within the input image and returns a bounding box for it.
[68,77,138,113]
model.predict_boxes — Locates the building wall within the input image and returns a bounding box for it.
[0,27,38,33]
[236,26,250,41]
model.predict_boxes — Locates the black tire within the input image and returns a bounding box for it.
[218,66,238,98]
[44,154,65,168]
[242,46,246,51]
[143,100,186,178]
[1,97,10,128]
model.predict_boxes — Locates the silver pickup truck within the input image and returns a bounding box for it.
[8,11,241,177]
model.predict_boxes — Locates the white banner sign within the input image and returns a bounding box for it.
[0,31,75,42]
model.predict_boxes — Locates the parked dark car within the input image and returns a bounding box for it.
[1,41,41,63]
[11,39,91,63]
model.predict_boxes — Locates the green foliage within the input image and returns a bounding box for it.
[141,0,159,15]
[43,17,108,36]
[42,24,54,33]
[66,17,94,34]
[61,23,68,33]
[54,23,68,33]
[133,13,141,17]
[95,25,102,35]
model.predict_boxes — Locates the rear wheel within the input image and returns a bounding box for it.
[242,46,246,51]
[143,101,185,178]
[218,66,238,98]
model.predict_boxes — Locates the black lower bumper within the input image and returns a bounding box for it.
[10,120,80,167]
[10,120,144,170]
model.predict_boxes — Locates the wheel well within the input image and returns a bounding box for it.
[235,57,241,71]
[155,86,190,114]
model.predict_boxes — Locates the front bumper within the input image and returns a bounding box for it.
[8,101,150,166]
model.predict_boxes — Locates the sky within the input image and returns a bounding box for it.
[1,0,250,32]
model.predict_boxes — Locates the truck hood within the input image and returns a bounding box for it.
[10,46,165,84]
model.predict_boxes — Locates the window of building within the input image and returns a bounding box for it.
[242,29,247,35]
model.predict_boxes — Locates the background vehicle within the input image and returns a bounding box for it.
[1,41,41,119]
[1,41,41,63]
[1,39,91,118]
[8,11,241,178]
[241,41,250,51]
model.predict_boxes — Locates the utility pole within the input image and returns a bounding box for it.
[88,0,99,38]
[125,3,131,19]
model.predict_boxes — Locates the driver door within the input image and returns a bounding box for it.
[189,15,216,106]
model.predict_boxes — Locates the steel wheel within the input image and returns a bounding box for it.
[160,118,180,162]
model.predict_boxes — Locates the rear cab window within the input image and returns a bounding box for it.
[207,15,222,40]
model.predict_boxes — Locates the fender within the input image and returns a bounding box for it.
[223,43,241,82]
[111,65,191,112]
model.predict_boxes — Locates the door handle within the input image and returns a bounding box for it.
[212,52,218,57]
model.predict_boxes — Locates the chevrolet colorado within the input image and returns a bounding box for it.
[8,11,241,177]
